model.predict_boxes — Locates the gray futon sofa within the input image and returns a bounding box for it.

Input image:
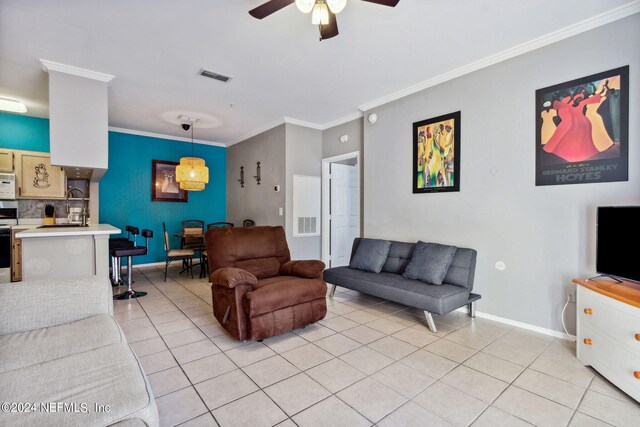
[323,238,480,333]
[0,275,158,427]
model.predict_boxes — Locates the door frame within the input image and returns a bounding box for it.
[321,151,360,267]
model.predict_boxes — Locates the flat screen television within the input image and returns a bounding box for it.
[596,206,640,282]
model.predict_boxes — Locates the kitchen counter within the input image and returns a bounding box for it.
[17,223,120,281]
[16,224,119,238]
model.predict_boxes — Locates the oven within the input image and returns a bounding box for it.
[0,201,18,283]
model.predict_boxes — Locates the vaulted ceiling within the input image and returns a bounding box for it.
[0,0,635,145]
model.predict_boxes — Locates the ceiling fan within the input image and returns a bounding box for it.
[249,0,400,41]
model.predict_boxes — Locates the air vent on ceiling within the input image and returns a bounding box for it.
[199,69,232,83]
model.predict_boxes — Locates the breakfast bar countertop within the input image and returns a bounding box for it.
[16,224,120,238]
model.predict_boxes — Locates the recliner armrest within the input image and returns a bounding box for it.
[280,260,326,279]
[210,267,258,289]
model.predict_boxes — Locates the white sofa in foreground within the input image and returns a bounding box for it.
[0,275,158,427]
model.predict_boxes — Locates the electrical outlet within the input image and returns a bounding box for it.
[565,286,576,303]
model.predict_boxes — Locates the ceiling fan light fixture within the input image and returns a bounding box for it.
[311,1,329,25]
[295,0,315,13]
[326,0,347,14]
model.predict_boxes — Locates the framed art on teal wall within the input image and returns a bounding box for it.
[152,159,188,202]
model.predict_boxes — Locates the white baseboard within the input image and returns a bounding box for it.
[456,307,576,341]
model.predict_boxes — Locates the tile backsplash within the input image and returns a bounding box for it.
[18,199,88,218]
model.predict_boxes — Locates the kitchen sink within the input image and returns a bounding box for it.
[37,224,89,228]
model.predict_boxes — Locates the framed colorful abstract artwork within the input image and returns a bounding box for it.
[413,111,461,193]
[535,66,629,186]
[152,160,188,202]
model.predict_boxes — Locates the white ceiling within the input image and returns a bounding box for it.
[0,0,635,145]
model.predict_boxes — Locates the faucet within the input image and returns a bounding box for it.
[66,187,87,226]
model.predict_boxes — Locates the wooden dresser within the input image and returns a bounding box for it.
[574,277,640,402]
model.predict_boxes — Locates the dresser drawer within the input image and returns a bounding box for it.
[578,323,640,402]
[578,285,640,356]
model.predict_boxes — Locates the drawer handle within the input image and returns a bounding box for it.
[583,338,593,345]
[635,334,640,341]
[584,308,593,315]
[635,372,640,380]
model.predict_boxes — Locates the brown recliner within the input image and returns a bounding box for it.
[205,226,327,341]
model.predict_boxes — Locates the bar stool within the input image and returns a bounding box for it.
[109,225,135,286]
[113,229,153,300]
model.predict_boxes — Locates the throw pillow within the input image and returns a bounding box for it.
[349,238,392,273]
[403,241,457,285]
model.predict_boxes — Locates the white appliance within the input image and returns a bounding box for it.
[0,173,16,200]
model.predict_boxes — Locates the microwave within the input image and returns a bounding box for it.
[0,174,16,200]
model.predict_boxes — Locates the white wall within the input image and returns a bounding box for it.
[362,15,640,333]
[286,123,323,259]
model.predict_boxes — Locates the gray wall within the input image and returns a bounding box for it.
[322,118,365,236]
[286,123,323,259]
[226,124,286,228]
[363,15,640,333]
[322,118,363,159]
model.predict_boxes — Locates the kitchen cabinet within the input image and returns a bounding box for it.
[15,151,66,198]
[11,227,25,282]
[0,149,14,172]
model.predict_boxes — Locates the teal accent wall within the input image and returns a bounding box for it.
[0,112,50,152]
[0,112,227,265]
[100,131,226,264]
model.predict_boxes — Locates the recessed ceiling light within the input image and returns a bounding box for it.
[0,97,27,113]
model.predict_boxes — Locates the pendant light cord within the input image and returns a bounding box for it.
[191,124,194,156]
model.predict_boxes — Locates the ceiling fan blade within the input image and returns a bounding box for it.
[360,0,400,6]
[320,11,339,40]
[249,0,295,19]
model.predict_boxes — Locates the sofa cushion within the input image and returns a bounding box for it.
[244,276,327,317]
[381,241,415,274]
[0,343,158,427]
[403,241,457,285]
[324,267,469,315]
[349,238,392,273]
[0,314,124,374]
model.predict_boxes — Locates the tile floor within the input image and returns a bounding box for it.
[113,266,640,427]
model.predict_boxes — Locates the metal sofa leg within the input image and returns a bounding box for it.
[424,311,437,333]
[329,284,337,298]
[467,301,476,318]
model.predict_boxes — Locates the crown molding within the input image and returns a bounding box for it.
[320,111,364,130]
[40,59,115,83]
[108,126,226,147]
[228,117,287,146]
[283,116,324,130]
[358,1,640,112]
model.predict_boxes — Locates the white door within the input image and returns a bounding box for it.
[330,163,359,267]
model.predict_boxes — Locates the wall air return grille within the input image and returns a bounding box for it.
[199,69,232,83]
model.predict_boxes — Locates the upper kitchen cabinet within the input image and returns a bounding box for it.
[0,149,14,172]
[16,151,66,198]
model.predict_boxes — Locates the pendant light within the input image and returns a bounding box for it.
[176,121,209,191]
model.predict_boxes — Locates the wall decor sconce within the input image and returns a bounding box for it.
[238,166,245,188]
[254,162,261,185]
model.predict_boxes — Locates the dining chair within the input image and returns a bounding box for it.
[163,222,194,281]
[202,222,233,278]
[207,222,234,230]
[181,220,205,249]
